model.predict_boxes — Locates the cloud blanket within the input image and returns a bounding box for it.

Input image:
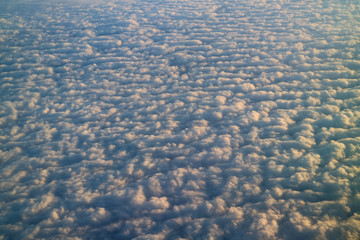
[1,0,360,239]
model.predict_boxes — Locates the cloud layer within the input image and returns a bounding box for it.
[1,0,360,239]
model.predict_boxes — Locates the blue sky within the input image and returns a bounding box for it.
[1,0,360,239]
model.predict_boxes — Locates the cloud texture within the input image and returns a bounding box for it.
[1,0,360,239]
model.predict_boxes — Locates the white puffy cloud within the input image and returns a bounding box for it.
[1,0,360,239]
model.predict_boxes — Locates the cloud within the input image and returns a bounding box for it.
[1,0,360,239]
